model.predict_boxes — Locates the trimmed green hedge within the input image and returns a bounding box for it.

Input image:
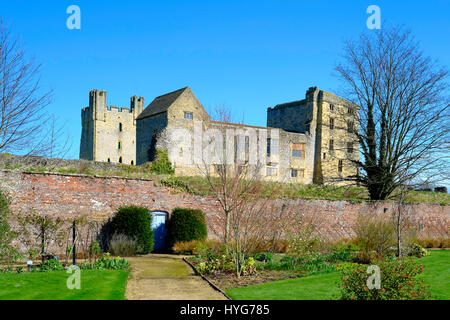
[110,206,154,254]
[167,208,207,247]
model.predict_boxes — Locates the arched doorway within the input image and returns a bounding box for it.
[150,210,168,251]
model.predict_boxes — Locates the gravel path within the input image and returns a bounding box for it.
[125,254,227,300]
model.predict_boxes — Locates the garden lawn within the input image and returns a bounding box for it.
[418,249,450,300]
[0,270,129,300]
[226,249,450,300]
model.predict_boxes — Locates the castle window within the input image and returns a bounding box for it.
[119,123,122,132]
[119,157,123,164]
[347,142,354,153]
[107,158,110,163]
[266,167,277,176]
[244,136,249,152]
[347,121,354,133]
[338,159,343,173]
[131,160,134,165]
[291,143,305,158]
[291,169,298,178]
[348,107,354,115]
[329,139,334,151]
[267,138,271,155]
[292,150,302,158]
[330,117,335,130]
[184,111,193,120]
[330,104,335,111]
[118,142,121,150]
[323,153,326,159]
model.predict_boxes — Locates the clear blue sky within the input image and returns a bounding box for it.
[1,0,450,159]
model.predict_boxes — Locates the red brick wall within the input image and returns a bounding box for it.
[1,171,448,240]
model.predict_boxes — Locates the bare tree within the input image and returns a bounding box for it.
[42,114,73,160]
[209,104,233,123]
[335,26,450,200]
[0,18,53,155]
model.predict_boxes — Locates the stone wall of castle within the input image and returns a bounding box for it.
[80,90,144,165]
[82,87,359,184]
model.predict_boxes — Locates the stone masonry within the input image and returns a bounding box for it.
[80,86,359,184]
[1,171,448,240]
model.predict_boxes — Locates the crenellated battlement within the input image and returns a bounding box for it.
[80,89,145,165]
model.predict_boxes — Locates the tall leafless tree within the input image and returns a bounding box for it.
[335,26,450,200]
[0,18,55,156]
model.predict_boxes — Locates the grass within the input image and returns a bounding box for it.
[226,271,341,300]
[418,250,450,300]
[0,270,129,300]
[226,249,450,300]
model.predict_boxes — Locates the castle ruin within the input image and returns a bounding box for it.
[80,86,359,184]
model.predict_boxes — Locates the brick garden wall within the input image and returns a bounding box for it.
[1,170,448,241]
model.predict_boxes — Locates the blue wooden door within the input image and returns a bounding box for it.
[151,211,168,251]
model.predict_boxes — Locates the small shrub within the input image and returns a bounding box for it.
[109,233,139,256]
[287,224,322,259]
[39,259,64,272]
[160,176,190,193]
[167,208,207,247]
[94,253,130,270]
[89,240,102,261]
[340,257,430,300]
[331,239,361,253]
[173,240,202,255]
[149,149,174,175]
[407,243,429,258]
[414,238,450,249]
[0,266,13,273]
[354,213,396,261]
[110,206,154,253]
[196,259,220,275]
[253,252,274,262]
[0,191,20,263]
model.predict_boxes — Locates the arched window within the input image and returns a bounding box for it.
[131,160,134,165]
[119,157,122,163]
[107,158,110,163]
[119,123,122,132]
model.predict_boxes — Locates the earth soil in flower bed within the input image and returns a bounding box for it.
[187,258,308,290]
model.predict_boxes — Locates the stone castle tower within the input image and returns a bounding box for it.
[80,89,144,165]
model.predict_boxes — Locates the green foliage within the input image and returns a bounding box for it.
[0,266,13,273]
[88,240,102,262]
[407,243,429,258]
[194,252,255,276]
[261,253,338,274]
[160,176,191,193]
[254,252,274,262]
[287,224,322,260]
[340,257,431,300]
[110,206,154,253]
[94,253,130,270]
[39,259,64,272]
[0,191,20,263]
[167,208,207,247]
[148,149,174,175]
